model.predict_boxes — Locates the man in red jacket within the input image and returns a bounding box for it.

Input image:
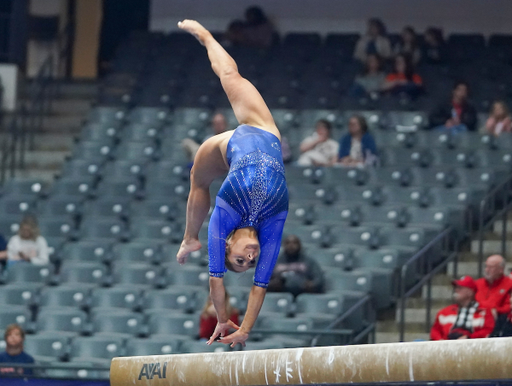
[431,276,495,340]
[475,254,512,317]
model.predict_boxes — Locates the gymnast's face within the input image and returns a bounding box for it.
[226,230,260,272]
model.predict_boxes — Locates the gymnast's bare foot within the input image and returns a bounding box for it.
[177,238,202,265]
[177,20,209,45]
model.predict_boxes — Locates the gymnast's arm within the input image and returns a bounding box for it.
[222,211,287,343]
[177,136,229,264]
[178,19,280,141]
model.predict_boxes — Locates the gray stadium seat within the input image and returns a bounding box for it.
[148,312,199,339]
[111,242,163,265]
[59,262,108,288]
[142,288,195,314]
[94,179,142,200]
[377,227,426,252]
[39,286,90,309]
[36,309,87,337]
[127,107,170,126]
[125,337,182,356]
[69,336,124,367]
[112,263,162,289]
[324,269,373,295]
[130,219,180,243]
[122,123,160,142]
[1,180,45,199]
[222,271,254,289]
[115,141,159,161]
[130,199,183,222]
[87,106,126,124]
[180,340,229,353]
[60,241,113,263]
[313,246,354,270]
[24,333,69,364]
[384,111,428,131]
[294,293,345,327]
[242,340,286,351]
[61,159,103,181]
[72,141,113,162]
[0,197,37,217]
[79,218,127,242]
[82,198,131,220]
[90,287,142,312]
[259,292,294,316]
[0,284,40,307]
[91,311,144,339]
[37,196,83,221]
[50,178,96,199]
[101,160,147,181]
[166,265,209,289]
[5,264,54,286]
[0,306,32,330]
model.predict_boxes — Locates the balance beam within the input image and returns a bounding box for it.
[110,338,512,386]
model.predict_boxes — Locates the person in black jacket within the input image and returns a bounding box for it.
[267,235,325,297]
[429,81,477,132]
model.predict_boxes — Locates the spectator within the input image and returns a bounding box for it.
[430,81,477,132]
[490,291,512,337]
[7,216,49,266]
[199,292,239,340]
[381,54,423,99]
[181,112,228,162]
[350,53,386,98]
[267,235,324,297]
[297,119,339,167]
[225,6,275,49]
[485,100,512,136]
[430,276,495,340]
[394,26,421,64]
[421,27,447,65]
[336,115,377,167]
[354,18,392,63]
[475,255,512,317]
[0,232,7,268]
[0,324,35,376]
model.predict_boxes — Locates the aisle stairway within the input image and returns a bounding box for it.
[376,211,512,343]
[11,81,97,182]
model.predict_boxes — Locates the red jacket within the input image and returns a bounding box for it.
[199,311,239,340]
[430,303,495,340]
[475,276,512,315]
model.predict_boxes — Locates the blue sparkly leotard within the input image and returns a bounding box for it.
[208,125,289,288]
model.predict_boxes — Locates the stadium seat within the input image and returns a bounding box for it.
[125,337,182,356]
[60,240,113,263]
[147,312,199,339]
[142,288,195,314]
[91,311,144,338]
[0,284,40,307]
[180,340,229,353]
[294,293,345,327]
[111,263,162,289]
[258,292,294,316]
[59,262,108,288]
[1,179,45,199]
[39,286,90,309]
[90,287,142,312]
[130,199,183,222]
[36,309,87,337]
[111,242,163,265]
[5,264,54,286]
[101,160,147,181]
[324,269,373,295]
[130,219,180,243]
[82,198,131,220]
[69,336,125,367]
[78,218,128,242]
[93,179,142,200]
[24,333,69,363]
[37,196,83,222]
[87,106,126,124]
[165,265,209,289]
[0,196,37,217]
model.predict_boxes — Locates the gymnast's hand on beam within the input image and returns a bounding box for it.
[176,238,202,265]
[206,320,241,346]
[218,328,249,348]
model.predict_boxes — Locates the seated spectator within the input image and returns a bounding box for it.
[336,115,377,167]
[350,53,386,98]
[485,100,512,136]
[421,27,447,65]
[7,216,49,267]
[490,291,512,337]
[354,18,392,63]
[181,112,228,163]
[199,292,239,340]
[0,232,7,269]
[430,276,494,340]
[475,255,512,317]
[381,54,423,99]
[267,235,325,297]
[297,119,339,167]
[0,324,35,376]
[225,6,275,49]
[430,81,477,133]
[394,26,421,64]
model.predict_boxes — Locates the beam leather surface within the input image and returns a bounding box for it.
[110,338,512,386]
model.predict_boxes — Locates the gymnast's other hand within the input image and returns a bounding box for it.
[206,320,240,346]
[177,19,209,45]
[176,238,202,265]
[218,328,249,348]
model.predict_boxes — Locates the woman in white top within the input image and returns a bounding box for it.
[7,216,49,266]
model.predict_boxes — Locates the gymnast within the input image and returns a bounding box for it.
[176,20,288,347]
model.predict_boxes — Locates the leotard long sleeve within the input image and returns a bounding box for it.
[208,125,289,288]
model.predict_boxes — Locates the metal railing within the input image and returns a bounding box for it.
[0,363,109,381]
[477,173,512,277]
[398,227,459,342]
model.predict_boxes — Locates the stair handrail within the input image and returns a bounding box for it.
[398,226,458,341]
[477,172,512,277]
